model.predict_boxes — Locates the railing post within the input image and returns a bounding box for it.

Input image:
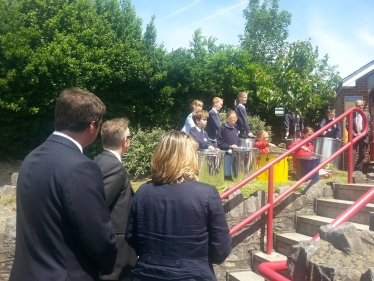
[348,111,353,183]
[266,165,274,255]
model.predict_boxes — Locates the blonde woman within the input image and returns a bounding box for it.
[235,92,253,138]
[125,131,232,281]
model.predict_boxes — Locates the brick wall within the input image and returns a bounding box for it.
[335,76,370,170]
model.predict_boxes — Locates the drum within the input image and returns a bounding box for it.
[239,138,256,148]
[197,150,225,186]
[314,137,341,169]
[257,152,288,182]
[232,147,258,182]
[285,138,300,149]
[296,156,319,181]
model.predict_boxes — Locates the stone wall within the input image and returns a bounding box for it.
[213,180,334,280]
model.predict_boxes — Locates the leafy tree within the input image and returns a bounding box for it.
[258,40,342,128]
[240,0,291,65]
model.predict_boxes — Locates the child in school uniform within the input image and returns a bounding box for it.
[206,97,223,145]
[288,127,331,178]
[254,130,276,153]
[235,92,253,139]
[181,100,203,134]
[217,111,239,151]
[189,110,216,151]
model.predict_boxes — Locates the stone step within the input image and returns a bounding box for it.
[333,183,374,203]
[274,232,312,256]
[252,251,287,275]
[227,270,265,281]
[296,214,369,237]
[316,198,374,225]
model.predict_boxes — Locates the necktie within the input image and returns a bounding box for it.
[357,114,362,133]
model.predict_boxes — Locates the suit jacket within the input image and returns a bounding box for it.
[346,111,371,143]
[235,104,251,135]
[94,151,137,281]
[125,180,232,281]
[9,134,118,281]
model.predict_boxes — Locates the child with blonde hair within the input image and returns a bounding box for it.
[253,130,276,153]
[181,100,203,134]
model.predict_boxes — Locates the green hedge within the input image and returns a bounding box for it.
[123,127,166,180]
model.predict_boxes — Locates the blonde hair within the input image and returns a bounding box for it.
[235,91,248,107]
[212,97,223,105]
[256,130,268,140]
[192,99,203,109]
[101,118,130,149]
[151,131,199,184]
[226,110,237,120]
[192,110,209,124]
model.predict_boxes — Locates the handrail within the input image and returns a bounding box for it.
[220,107,369,280]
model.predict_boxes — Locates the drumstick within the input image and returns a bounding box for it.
[275,146,324,158]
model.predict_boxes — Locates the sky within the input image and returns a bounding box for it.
[130,0,374,79]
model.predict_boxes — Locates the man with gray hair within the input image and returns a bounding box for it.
[346,100,371,171]
[95,118,137,281]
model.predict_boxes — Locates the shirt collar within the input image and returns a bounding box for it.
[53,131,83,153]
[238,103,245,108]
[104,149,122,162]
[212,108,218,113]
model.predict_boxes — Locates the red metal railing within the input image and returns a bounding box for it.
[221,107,371,279]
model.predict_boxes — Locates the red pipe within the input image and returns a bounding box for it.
[258,261,289,281]
[267,166,274,254]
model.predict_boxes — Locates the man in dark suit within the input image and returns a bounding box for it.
[94,118,137,281]
[9,88,118,281]
[346,100,371,171]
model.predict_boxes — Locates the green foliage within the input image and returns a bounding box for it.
[123,127,166,180]
[240,0,292,64]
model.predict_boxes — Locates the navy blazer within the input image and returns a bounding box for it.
[125,180,232,281]
[206,108,221,139]
[189,127,213,149]
[235,105,251,134]
[10,134,118,281]
[217,125,239,150]
[95,151,137,281]
[320,117,342,139]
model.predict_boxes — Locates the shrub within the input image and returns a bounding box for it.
[124,127,166,180]
[219,112,272,140]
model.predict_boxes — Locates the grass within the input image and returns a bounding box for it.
[131,169,349,198]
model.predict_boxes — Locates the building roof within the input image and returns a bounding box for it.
[342,60,374,87]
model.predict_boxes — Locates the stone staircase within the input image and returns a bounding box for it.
[226,182,374,280]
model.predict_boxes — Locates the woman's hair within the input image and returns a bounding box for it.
[234,91,248,107]
[151,131,199,184]
[256,130,268,140]
[302,126,314,134]
[192,99,203,109]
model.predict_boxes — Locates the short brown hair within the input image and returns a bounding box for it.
[192,110,209,124]
[302,126,314,134]
[101,118,130,150]
[151,131,199,184]
[55,88,106,132]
